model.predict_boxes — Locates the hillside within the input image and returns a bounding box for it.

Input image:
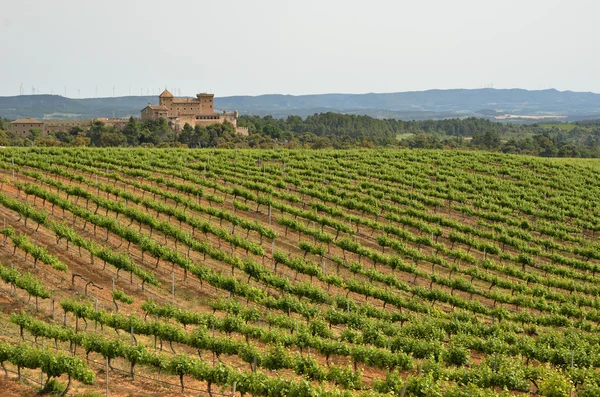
[0,149,598,396]
[2,88,600,120]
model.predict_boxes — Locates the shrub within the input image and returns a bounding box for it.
[539,368,571,397]
[443,344,471,366]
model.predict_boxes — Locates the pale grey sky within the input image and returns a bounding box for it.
[1,0,598,98]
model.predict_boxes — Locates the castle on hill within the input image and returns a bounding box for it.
[141,90,246,134]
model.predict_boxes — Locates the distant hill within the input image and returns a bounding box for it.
[2,88,600,121]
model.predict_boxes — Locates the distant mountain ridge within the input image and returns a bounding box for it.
[1,88,600,121]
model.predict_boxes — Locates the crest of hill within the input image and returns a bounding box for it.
[1,88,600,120]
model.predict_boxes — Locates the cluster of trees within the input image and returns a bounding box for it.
[239,114,600,156]
[402,129,600,157]
[240,113,400,145]
[2,113,600,157]
[0,118,237,148]
[0,118,9,132]
[240,115,526,142]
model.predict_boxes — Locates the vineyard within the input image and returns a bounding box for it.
[0,148,599,396]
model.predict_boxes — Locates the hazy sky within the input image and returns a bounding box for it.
[1,0,599,98]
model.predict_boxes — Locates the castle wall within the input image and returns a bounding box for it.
[193,113,237,129]
[179,115,197,127]
[170,102,201,117]
[197,94,214,114]
[161,95,214,118]
[141,107,167,121]
[141,107,156,121]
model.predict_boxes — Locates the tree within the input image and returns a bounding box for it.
[69,125,84,136]
[0,129,9,146]
[123,116,142,146]
[471,130,500,149]
[263,124,283,140]
[70,136,91,147]
[29,128,43,141]
[97,131,127,147]
[311,137,331,149]
[140,118,175,145]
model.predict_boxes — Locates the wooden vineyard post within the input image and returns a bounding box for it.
[231,381,237,397]
[106,357,109,397]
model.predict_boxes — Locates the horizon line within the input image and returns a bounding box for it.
[2,87,600,100]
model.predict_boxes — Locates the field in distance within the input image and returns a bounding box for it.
[0,148,598,397]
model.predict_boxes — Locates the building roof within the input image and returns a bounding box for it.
[159,89,174,98]
[143,104,168,111]
[172,98,200,103]
[10,118,44,124]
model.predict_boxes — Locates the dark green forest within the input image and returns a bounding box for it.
[239,114,600,157]
[2,113,600,158]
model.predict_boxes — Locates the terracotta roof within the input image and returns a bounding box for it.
[145,105,168,111]
[172,98,200,103]
[10,118,44,124]
[159,89,174,98]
